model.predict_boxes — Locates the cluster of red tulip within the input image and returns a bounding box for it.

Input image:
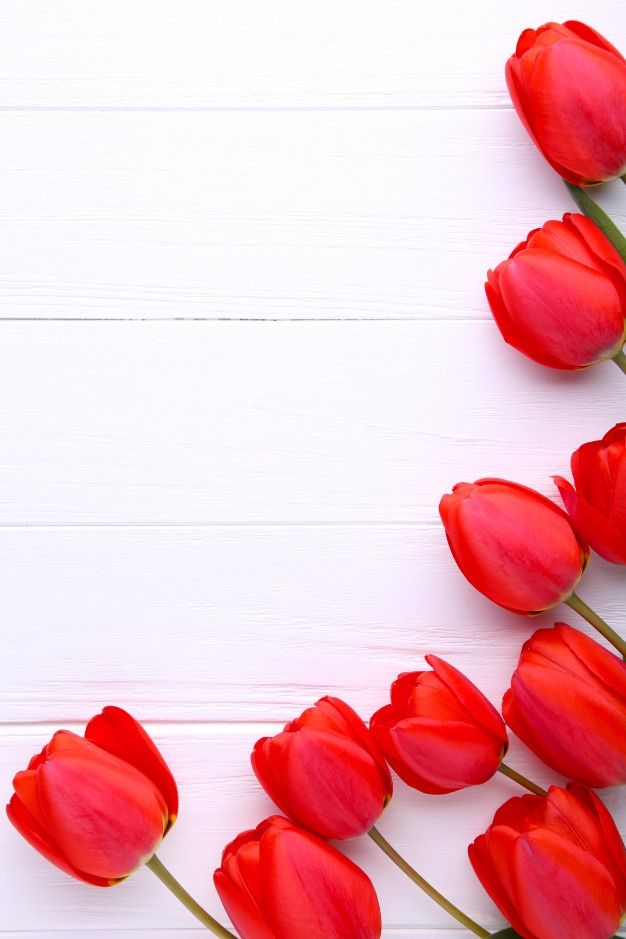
[7,18,626,939]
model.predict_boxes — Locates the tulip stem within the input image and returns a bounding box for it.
[146,855,236,937]
[498,762,547,797]
[566,592,626,658]
[564,181,626,264]
[613,349,626,375]
[367,826,490,938]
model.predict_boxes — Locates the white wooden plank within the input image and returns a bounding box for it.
[2,524,624,722]
[4,724,623,933]
[0,109,624,320]
[0,933,478,938]
[0,1,622,109]
[0,321,624,525]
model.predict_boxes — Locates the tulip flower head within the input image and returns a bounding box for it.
[439,478,588,615]
[7,707,178,886]
[486,214,626,372]
[507,21,626,185]
[252,696,392,840]
[555,423,626,564]
[214,816,382,939]
[503,623,626,787]
[470,784,626,939]
[370,656,508,794]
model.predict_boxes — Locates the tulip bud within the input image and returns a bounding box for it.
[439,478,588,614]
[507,21,626,185]
[251,697,392,840]
[7,707,178,885]
[503,623,626,787]
[555,423,626,564]
[469,784,626,939]
[486,214,626,371]
[214,816,382,939]
[370,656,508,794]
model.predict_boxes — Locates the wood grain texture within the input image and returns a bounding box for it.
[2,524,626,722]
[0,1,620,110]
[3,2,626,937]
[0,109,623,320]
[0,321,624,525]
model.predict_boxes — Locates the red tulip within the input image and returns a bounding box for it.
[503,623,626,788]
[214,816,382,939]
[469,784,626,939]
[370,656,508,794]
[507,21,626,185]
[7,707,177,885]
[555,423,626,564]
[486,214,626,371]
[439,479,588,614]
[251,697,392,840]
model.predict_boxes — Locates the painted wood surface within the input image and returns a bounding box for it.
[2,2,626,937]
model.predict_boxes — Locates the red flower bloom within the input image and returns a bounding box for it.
[555,423,626,564]
[370,656,508,794]
[486,214,626,371]
[252,697,392,840]
[439,478,588,614]
[469,784,626,939]
[7,707,177,886]
[503,623,626,788]
[214,816,382,939]
[507,21,626,185]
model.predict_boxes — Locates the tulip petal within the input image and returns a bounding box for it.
[528,39,626,183]
[554,476,626,564]
[563,21,626,61]
[425,655,508,745]
[214,869,276,939]
[511,828,622,939]
[261,824,381,939]
[545,785,626,899]
[504,662,626,786]
[469,828,536,939]
[441,479,586,613]
[497,250,624,369]
[382,717,502,793]
[85,707,178,827]
[6,794,113,887]
[36,739,167,881]
[313,698,393,796]
[255,729,387,839]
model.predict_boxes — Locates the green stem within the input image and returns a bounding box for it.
[613,349,626,375]
[498,762,547,797]
[146,855,236,937]
[564,182,626,263]
[367,827,490,938]
[566,593,626,658]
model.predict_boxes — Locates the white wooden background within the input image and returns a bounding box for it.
[2,2,626,937]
